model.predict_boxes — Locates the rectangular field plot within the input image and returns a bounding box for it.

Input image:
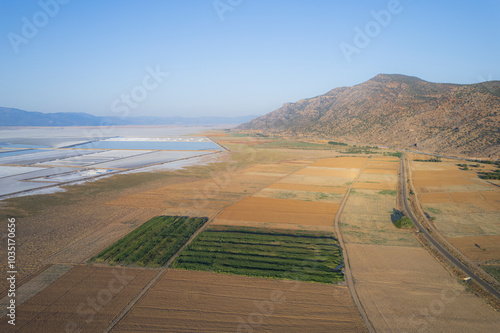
[294,166,360,178]
[310,156,368,169]
[173,226,344,283]
[0,266,156,333]
[267,183,347,194]
[254,187,344,203]
[113,269,366,332]
[412,170,476,187]
[278,174,353,186]
[419,191,500,211]
[423,209,500,237]
[354,173,398,190]
[341,189,419,247]
[448,235,500,262]
[90,215,208,267]
[363,168,399,175]
[216,197,338,226]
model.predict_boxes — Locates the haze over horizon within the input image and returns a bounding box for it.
[1,0,499,118]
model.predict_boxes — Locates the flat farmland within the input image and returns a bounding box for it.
[309,157,368,168]
[215,197,339,227]
[340,187,418,246]
[419,191,500,207]
[105,164,290,216]
[90,216,208,267]
[267,183,347,194]
[448,235,500,262]
[0,151,305,285]
[112,269,367,332]
[362,168,398,175]
[277,174,353,186]
[353,173,398,191]
[254,187,343,203]
[347,243,500,332]
[413,170,476,187]
[0,265,156,333]
[294,166,360,178]
[410,159,500,267]
[173,226,343,283]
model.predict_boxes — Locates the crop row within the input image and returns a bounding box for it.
[90,215,208,267]
[172,227,344,283]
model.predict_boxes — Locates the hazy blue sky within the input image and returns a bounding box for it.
[1,0,499,117]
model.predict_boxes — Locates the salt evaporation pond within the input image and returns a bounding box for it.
[69,139,222,151]
[0,149,44,157]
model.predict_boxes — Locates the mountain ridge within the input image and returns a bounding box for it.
[237,74,500,157]
[0,107,258,126]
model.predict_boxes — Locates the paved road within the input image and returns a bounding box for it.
[400,156,500,300]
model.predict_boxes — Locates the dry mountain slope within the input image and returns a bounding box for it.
[238,74,500,157]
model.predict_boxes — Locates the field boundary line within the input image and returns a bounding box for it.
[102,268,167,333]
[103,209,226,332]
[334,156,376,333]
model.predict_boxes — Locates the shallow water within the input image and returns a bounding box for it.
[70,140,222,150]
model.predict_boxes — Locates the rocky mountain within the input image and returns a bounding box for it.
[0,107,258,126]
[237,74,500,157]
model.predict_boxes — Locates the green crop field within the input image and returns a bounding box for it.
[90,215,208,267]
[172,226,344,283]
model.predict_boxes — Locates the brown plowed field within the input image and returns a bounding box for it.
[352,182,395,190]
[112,269,367,332]
[354,174,398,191]
[254,188,343,203]
[294,167,360,178]
[216,197,338,226]
[413,170,476,187]
[211,218,335,232]
[347,244,500,332]
[448,235,500,262]
[267,183,347,194]
[310,157,368,168]
[364,162,398,170]
[0,265,156,333]
[277,174,353,187]
[362,168,398,175]
[419,191,500,211]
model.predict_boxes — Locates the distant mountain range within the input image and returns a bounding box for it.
[0,107,258,126]
[238,74,500,157]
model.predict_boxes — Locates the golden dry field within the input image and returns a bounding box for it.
[347,244,500,332]
[112,269,367,332]
[340,155,500,332]
[409,157,500,275]
[215,196,339,226]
